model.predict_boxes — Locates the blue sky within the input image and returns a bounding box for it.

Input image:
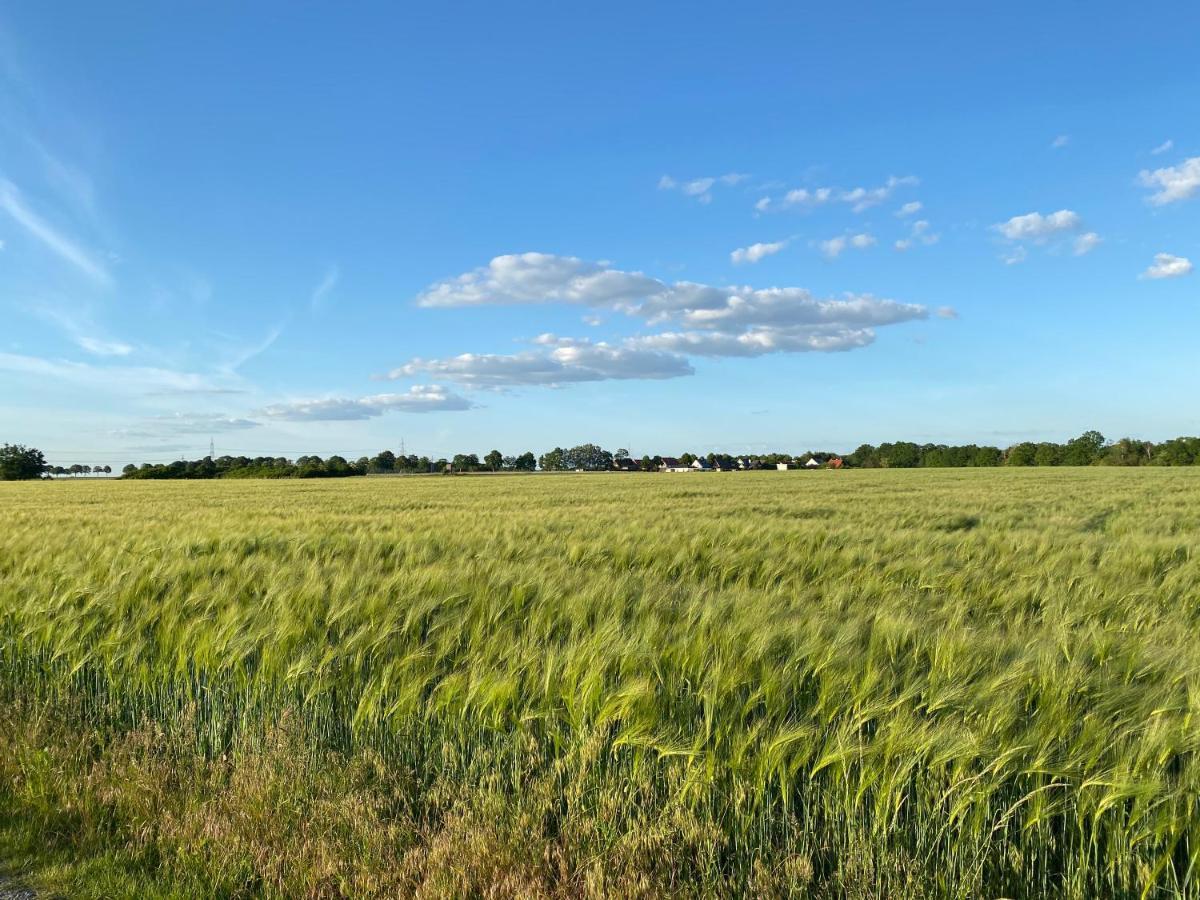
[1,2,1198,465]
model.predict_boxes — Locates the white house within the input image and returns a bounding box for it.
[805,457,822,468]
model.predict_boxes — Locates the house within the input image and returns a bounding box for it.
[776,461,792,471]
[612,457,639,472]
[691,458,712,471]
[659,457,693,473]
[828,457,844,469]
[805,457,822,468]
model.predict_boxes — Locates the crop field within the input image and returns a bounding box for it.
[2,469,1200,898]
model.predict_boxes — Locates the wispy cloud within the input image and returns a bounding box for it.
[658,172,749,204]
[1051,135,1070,149]
[310,264,340,312]
[1151,139,1174,156]
[896,201,922,217]
[1073,232,1102,256]
[0,350,241,395]
[895,220,940,251]
[0,179,112,286]
[730,239,787,265]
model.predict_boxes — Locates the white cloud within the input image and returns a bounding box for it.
[1073,232,1102,255]
[935,307,958,319]
[754,197,772,213]
[0,350,239,395]
[146,413,261,434]
[631,326,875,356]
[896,201,922,217]
[781,187,833,208]
[1002,246,1028,266]
[730,240,787,265]
[76,336,134,356]
[1141,253,1193,280]
[261,385,473,420]
[840,176,918,212]
[1051,135,1070,149]
[0,179,112,286]
[995,209,1082,241]
[658,172,749,203]
[1138,157,1200,205]
[1151,140,1174,156]
[818,236,847,258]
[387,339,694,388]
[895,219,940,251]
[819,233,874,258]
[400,254,939,386]
[416,252,664,309]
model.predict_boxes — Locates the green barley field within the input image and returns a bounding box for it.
[2,469,1200,898]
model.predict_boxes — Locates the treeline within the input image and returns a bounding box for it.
[845,432,1200,468]
[7,432,1200,482]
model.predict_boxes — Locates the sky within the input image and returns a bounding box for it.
[1,2,1198,466]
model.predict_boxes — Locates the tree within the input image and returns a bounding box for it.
[370,450,396,473]
[564,444,612,471]
[538,447,566,471]
[1062,430,1106,466]
[484,449,504,472]
[615,448,630,460]
[1006,442,1037,466]
[1033,443,1059,466]
[514,451,537,471]
[0,444,48,480]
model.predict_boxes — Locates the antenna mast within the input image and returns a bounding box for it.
[209,437,215,459]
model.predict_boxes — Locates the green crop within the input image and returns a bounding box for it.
[2,469,1199,897]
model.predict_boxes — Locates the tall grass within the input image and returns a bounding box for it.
[2,469,1199,897]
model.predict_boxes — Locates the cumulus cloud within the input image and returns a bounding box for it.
[387,338,694,388]
[896,201,922,217]
[1141,253,1193,279]
[1151,140,1174,156]
[260,385,473,420]
[416,253,665,310]
[399,254,941,387]
[658,172,749,203]
[1138,157,1200,205]
[730,240,787,265]
[1073,232,1102,255]
[995,209,1082,241]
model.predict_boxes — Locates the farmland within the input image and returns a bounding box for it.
[2,469,1199,898]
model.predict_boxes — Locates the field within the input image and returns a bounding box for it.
[2,469,1199,898]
